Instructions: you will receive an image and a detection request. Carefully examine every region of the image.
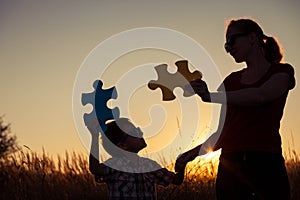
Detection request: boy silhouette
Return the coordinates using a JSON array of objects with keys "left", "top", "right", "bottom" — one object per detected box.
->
[{"left": 88, "top": 118, "right": 185, "bottom": 200}]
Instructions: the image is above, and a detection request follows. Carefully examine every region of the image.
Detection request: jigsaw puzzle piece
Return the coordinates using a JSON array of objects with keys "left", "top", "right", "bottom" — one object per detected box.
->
[
  {"left": 148, "top": 60, "right": 202, "bottom": 101},
  {"left": 82, "top": 80, "right": 120, "bottom": 133},
  {"left": 148, "top": 64, "right": 177, "bottom": 101},
  {"left": 175, "top": 60, "right": 202, "bottom": 97},
  {"left": 175, "top": 60, "right": 202, "bottom": 83}
]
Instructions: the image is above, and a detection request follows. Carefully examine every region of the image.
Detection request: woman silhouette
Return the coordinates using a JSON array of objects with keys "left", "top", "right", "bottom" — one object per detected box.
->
[{"left": 176, "top": 18, "right": 295, "bottom": 200}]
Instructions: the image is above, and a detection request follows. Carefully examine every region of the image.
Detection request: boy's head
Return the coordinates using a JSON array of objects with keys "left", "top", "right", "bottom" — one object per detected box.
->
[{"left": 102, "top": 118, "right": 147, "bottom": 156}]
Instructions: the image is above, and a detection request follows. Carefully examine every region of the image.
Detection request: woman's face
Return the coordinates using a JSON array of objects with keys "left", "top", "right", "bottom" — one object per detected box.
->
[{"left": 225, "top": 26, "right": 252, "bottom": 63}]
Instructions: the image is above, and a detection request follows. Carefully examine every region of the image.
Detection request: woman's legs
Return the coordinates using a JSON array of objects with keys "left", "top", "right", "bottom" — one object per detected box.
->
[{"left": 216, "top": 152, "right": 290, "bottom": 200}]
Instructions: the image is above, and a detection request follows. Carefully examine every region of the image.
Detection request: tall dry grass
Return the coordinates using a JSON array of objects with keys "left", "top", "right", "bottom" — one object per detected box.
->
[
  {"left": 0, "top": 149, "right": 299, "bottom": 200},
  {"left": 285, "top": 148, "right": 300, "bottom": 200},
  {"left": 0, "top": 149, "right": 108, "bottom": 200}
]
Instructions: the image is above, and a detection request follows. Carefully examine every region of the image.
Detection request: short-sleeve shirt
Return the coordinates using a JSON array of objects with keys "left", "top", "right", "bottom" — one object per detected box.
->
[
  {"left": 94, "top": 156, "right": 175, "bottom": 200},
  {"left": 215, "top": 63, "right": 295, "bottom": 153}
]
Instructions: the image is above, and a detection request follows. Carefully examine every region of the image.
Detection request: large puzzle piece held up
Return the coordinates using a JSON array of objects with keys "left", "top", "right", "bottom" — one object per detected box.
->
[
  {"left": 81, "top": 80, "right": 120, "bottom": 133},
  {"left": 148, "top": 60, "right": 202, "bottom": 101}
]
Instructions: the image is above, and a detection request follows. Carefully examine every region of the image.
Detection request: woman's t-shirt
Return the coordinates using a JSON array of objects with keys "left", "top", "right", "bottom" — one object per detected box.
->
[{"left": 215, "top": 63, "right": 295, "bottom": 153}]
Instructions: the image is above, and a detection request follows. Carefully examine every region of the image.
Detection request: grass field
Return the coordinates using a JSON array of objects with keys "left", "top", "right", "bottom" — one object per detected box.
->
[{"left": 1, "top": 149, "right": 299, "bottom": 200}]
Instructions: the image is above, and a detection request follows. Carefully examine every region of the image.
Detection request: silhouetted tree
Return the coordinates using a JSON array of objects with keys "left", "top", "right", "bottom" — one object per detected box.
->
[{"left": 0, "top": 116, "right": 18, "bottom": 158}]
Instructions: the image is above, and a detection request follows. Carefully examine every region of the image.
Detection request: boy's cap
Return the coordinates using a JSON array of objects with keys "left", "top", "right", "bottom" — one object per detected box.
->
[{"left": 104, "top": 118, "right": 130, "bottom": 145}]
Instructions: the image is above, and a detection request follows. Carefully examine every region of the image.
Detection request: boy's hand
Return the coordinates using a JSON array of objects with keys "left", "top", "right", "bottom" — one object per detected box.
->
[
  {"left": 175, "top": 144, "right": 202, "bottom": 172},
  {"left": 86, "top": 119, "right": 101, "bottom": 136},
  {"left": 175, "top": 151, "right": 195, "bottom": 172}
]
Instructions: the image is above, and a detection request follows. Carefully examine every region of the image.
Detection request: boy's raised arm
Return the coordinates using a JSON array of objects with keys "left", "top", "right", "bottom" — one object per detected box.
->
[{"left": 87, "top": 120, "right": 107, "bottom": 175}]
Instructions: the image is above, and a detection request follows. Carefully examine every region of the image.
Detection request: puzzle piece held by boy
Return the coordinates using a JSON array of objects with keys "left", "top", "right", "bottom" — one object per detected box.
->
[
  {"left": 81, "top": 80, "right": 120, "bottom": 133},
  {"left": 148, "top": 60, "right": 202, "bottom": 101}
]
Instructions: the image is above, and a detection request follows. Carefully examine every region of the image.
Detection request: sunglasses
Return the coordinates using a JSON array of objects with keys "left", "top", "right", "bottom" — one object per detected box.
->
[
  {"left": 224, "top": 32, "right": 250, "bottom": 52},
  {"left": 116, "top": 127, "right": 143, "bottom": 145}
]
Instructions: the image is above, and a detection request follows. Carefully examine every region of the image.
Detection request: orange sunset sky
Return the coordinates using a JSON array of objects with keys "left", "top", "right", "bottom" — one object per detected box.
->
[{"left": 0, "top": 0, "right": 299, "bottom": 160}]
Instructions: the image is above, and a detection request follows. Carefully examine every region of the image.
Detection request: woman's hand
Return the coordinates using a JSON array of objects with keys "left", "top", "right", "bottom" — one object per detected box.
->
[{"left": 189, "top": 79, "right": 211, "bottom": 102}]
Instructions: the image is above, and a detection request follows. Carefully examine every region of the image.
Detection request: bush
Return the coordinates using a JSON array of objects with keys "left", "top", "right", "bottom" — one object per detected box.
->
[{"left": 0, "top": 116, "right": 18, "bottom": 158}]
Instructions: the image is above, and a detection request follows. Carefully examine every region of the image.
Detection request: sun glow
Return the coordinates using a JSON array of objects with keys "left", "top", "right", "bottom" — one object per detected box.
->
[{"left": 203, "top": 149, "right": 221, "bottom": 160}]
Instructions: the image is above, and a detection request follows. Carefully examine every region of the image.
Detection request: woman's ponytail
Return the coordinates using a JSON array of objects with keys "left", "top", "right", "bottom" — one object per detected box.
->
[{"left": 263, "top": 35, "right": 283, "bottom": 64}]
